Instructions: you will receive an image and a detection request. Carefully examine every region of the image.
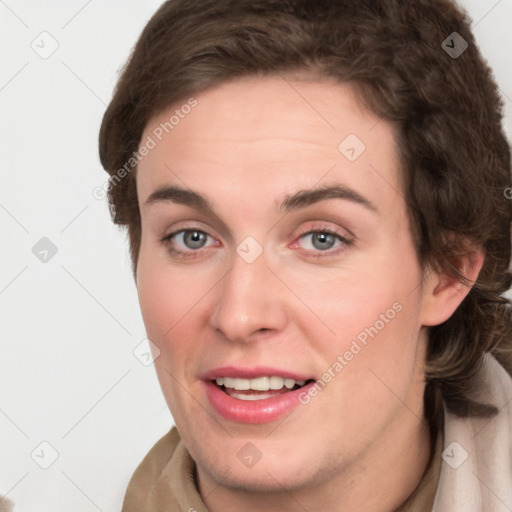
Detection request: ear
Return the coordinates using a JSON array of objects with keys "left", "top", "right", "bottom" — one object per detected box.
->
[{"left": 420, "top": 246, "right": 484, "bottom": 327}]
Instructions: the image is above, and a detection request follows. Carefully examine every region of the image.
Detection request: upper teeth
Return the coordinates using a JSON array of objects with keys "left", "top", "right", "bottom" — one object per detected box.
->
[{"left": 215, "top": 376, "right": 306, "bottom": 391}]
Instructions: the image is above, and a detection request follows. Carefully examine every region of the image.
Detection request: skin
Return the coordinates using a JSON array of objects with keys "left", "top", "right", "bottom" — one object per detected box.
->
[{"left": 135, "top": 74, "right": 483, "bottom": 511}]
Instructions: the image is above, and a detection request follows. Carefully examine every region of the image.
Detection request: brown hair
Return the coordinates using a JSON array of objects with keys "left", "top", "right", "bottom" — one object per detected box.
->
[{"left": 98, "top": 0, "right": 512, "bottom": 425}]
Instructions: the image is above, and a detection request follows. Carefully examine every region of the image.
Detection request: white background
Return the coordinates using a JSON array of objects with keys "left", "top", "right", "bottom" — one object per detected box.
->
[{"left": 1, "top": 1, "right": 511, "bottom": 511}]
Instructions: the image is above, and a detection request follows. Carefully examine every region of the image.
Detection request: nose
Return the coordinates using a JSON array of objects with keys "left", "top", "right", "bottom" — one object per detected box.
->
[{"left": 209, "top": 246, "right": 288, "bottom": 344}]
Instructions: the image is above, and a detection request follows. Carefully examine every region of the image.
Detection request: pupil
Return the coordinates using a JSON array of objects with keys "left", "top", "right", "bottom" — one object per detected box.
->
[{"left": 312, "top": 232, "right": 335, "bottom": 250}]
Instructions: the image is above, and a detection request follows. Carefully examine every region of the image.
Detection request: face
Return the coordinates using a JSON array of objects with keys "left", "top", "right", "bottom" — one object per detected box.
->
[{"left": 135, "top": 75, "right": 433, "bottom": 497}]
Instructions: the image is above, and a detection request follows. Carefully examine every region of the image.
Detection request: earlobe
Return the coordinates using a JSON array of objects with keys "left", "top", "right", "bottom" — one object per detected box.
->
[{"left": 420, "top": 248, "right": 484, "bottom": 327}]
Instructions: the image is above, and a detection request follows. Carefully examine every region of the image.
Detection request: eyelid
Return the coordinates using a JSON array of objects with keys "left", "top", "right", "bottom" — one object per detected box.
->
[
  {"left": 292, "top": 222, "right": 354, "bottom": 245},
  {"left": 160, "top": 219, "right": 218, "bottom": 244},
  {"left": 156, "top": 213, "right": 231, "bottom": 245}
]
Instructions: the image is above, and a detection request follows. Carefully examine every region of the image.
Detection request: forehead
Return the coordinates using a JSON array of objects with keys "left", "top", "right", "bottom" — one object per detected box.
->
[{"left": 136, "top": 75, "right": 402, "bottom": 215}]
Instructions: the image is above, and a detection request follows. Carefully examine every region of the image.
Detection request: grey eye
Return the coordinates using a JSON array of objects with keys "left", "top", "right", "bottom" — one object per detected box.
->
[
  {"left": 309, "top": 232, "right": 337, "bottom": 251},
  {"left": 182, "top": 230, "right": 208, "bottom": 249}
]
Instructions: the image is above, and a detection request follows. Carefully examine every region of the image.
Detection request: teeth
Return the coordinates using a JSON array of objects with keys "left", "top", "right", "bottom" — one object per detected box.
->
[
  {"left": 250, "top": 376, "right": 269, "bottom": 391},
  {"left": 269, "top": 376, "right": 284, "bottom": 390},
  {"left": 215, "top": 376, "right": 307, "bottom": 391},
  {"left": 284, "top": 378, "right": 295, "bottom": 389},
  {"left": 229, "top": 392, "right": 276, "bottom": 401}
]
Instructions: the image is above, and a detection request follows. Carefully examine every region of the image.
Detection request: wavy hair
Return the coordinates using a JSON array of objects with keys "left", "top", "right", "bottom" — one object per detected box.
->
[{"left": 98, "top": 0, "right": 512, "bottom": 427}]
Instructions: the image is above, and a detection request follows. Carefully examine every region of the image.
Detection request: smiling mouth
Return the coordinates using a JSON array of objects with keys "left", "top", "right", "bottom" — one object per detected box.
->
[{"left": 212, "top": 376, "right": 315, "bottom": 401}]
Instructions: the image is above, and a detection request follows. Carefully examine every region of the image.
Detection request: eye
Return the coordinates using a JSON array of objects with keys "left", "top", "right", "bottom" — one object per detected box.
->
[
  {"left": 301, "top": 231, "right": 339, "bottom": 251},
  {"left": 162, "top": 229, "right": 216, "bottom": 256},
  {"left": 294, "top": 228, "right": 353, "bottom": 257}
]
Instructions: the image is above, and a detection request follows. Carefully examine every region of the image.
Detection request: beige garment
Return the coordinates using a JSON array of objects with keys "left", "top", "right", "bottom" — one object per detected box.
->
[
  {"left": 122, "top": 427, "right": 208, "bottom": 512},
  {"left": 0, "top": 495, "right": 14, "bottom": 512},
  {"left": 432, "top": 354, "right": 512, "bottom": 511},
  {"left": 122, "top": 426, "right": 441, "bottom": 512}
]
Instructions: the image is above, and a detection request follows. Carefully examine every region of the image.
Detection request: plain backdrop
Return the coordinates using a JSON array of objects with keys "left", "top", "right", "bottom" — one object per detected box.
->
[{"left": 1, "top": 1, "right": 511, "bottom": 511}]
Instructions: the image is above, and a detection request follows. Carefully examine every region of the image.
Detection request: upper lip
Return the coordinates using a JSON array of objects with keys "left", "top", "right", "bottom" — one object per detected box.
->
[{"left": 200, "top": 365, "right": 315, "bottom": 381}]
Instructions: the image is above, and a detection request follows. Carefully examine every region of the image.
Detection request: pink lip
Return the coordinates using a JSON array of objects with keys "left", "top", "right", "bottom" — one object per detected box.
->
[
  {"left": 200, "top": 366, "right": 317, "bottom": 424},
  {"left": 202, "top": 379, "right": 316, "bottom": 424},
  {"left": 200, "top": 365, "right": 314, "bottom": 381}
]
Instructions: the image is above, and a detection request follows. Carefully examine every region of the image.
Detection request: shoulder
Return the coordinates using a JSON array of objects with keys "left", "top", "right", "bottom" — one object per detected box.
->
[
  {"left": 121, "top": 426, "right": 182, "bottom": 511},
  {"left": 434, "top": 354, "right": 512, "bottom": 511}
]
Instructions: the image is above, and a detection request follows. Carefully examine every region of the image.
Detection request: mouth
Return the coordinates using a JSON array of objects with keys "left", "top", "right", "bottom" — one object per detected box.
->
[
  {"left": 201, "top": 366, "right": 318, "bottom": 423},
  {"left": 212, "top": 376, "right": 316, "bottom": 401}
]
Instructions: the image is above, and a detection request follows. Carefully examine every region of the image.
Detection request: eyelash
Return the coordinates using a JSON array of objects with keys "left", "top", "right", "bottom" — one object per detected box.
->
[{"left": 161, "top": 226, "right": 353, "bottom": 259}]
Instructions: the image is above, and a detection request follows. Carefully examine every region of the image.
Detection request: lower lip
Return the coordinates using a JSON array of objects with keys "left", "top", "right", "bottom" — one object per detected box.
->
[{"left": 202, "top": 380, "right": 315, "bottom": 424}]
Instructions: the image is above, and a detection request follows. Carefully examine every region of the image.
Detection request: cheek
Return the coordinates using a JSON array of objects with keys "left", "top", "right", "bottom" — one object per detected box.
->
[
  {"left": 137, "top": 245, "right": 205, "bottom": 337},
  {"left": 136, "top": 250, "right": 205, "bottom": 411},
  {"left": 137, "top": 268, "right": 177, "bottom": 339},
  {"left": 295, "top": 276, "right": 422, "bottom": 440},
  {"left": 281, "top": 265, "right": 409, "bottom": 346},
  {"left": 136, "top": 247, "right": 221, "bottom": 382},
  {"left": 285, "top": 247, "right": 422, "bottom": 381}
]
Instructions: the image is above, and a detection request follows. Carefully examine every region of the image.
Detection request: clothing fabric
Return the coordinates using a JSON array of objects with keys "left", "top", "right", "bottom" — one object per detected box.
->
[
  {"left": 432, "top": 353, "right": 512, "bottom": 511},
  {"left": 121, "top": 353, "right": 512, "bottom": 511},
  {"left": 0, "top": 495, "right": 14, "bottom": 512}
]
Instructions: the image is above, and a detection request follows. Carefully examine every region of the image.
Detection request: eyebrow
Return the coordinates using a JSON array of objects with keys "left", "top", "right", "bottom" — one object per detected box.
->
[
  {"left": 278, "top": 184, "right": 378, "bottom": 215},
  {"left": 144, "top": 184, "right": 378, "bottom": 215}
]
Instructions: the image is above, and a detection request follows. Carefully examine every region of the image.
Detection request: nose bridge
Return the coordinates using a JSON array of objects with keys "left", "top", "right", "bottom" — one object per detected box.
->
[{"left": 210, "top": 244, "right": 285, "bottom": 342}]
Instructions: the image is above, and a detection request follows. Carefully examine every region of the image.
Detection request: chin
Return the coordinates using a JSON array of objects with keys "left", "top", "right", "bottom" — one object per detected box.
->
[
  {"left": 193, "top": 433, "right": 330, "bottom": 493},
  {"left": 199, "top": 455, "right": 316, "bottom": 494}
]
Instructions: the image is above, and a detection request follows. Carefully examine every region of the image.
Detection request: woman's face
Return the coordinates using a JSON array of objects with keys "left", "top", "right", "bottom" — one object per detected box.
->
[{"left": 135, "top": 75, "right": 435, "bottom": 496}]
